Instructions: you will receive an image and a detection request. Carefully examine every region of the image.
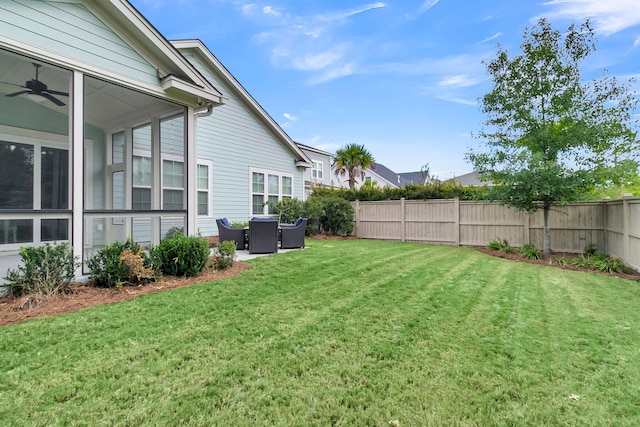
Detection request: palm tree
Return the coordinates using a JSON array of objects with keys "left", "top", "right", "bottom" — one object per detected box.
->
[{"left": 332, "top": 143, "right": 375, "bottom": 190}]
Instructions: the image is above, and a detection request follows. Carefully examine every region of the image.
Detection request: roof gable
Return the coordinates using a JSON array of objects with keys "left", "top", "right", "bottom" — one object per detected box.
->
[
  {"left": 0, "top": 0, "right": 223, "bottom": 105},
  {"left": 173, "top": 39, "right": 311, "bottom": 166}
]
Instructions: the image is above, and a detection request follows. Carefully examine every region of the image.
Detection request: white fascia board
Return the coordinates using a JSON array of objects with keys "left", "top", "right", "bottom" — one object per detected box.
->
[
  {"left": 161, "top": 75, "right": 226, "bottom": 105},
  {"left": 172, "top": 39, "right": 312, "bottom": 164}
]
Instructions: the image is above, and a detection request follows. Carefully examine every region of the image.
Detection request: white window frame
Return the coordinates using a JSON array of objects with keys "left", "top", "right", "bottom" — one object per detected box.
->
[
  {"left": 249, "top": 167, "right": 294, "bottom": 217},
  {"left": 196, "top": 159, "right": 213, "bottom": 218},
  {"left": 312, "top": 161, "right": 323, "bottom": 180},
  {"left": 0, "top": 125, "right": 72, "bottom": 249}
]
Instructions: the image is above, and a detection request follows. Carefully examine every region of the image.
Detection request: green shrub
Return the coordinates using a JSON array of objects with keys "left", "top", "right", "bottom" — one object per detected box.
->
[
  {"left": 320, "top": 196, "right": 354, "bottom": 235},
  {"left": 151, "top": 234, "right": 209, "bottom": 277},
  {"left": 230, "top": 221, "right": 249, "bottom": 228},
  {"left": 212, "top": 240, "right": 236, "bottom": 270},
  {"left": 517, "top": 244, "right": 542, "bottom": 260},
  {"left": 487, "top": 238, "right": 514, "bottom": 253},
  {"left": 87, "top": 239, "right": 156, "bottom": 288},
  {"left": 583, "top": 243, "right": 599, "bottom": 256},
  {"left": 164, "top": 226, "right": 184, "bottom": 240},
  {"left": 303, "top": 196, "right": 325, "bottom": 236},
  {"left": 275, "top": 198, "right": 305, "bottom": 224},
  {"left": 3, "top": 243, "right": 79, "bottom": 303}
]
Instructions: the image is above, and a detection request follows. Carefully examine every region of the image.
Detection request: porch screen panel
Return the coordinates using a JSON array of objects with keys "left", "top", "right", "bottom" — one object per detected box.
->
[
  {"left": 0, "top": 141, "right": 34, "bottom": 209},
  {"left": 161, "top": 116, "right": 184, "bottom": 210}
]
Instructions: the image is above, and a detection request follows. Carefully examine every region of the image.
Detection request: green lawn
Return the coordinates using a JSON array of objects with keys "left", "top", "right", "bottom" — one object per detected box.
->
[{"left": 1, "top": 240, "right": 640, "bottom": 426}]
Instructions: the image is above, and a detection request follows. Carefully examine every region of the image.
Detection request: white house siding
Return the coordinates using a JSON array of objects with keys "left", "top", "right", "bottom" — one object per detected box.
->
[
  {"left": 0, "top": 0, "right": 159, "bottom": 87},
  {"left": 182, "top": 53, "right": 305, "bottom": 236}
]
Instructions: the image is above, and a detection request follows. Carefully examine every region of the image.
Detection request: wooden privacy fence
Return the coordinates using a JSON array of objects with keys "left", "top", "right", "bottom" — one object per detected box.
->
[{"left": 352, "top": 197, "right": 640, "bottom": 272}]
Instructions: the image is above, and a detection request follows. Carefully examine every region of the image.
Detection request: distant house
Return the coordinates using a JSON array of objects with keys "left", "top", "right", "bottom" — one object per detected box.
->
[
  {"left": 296, "top": 143, "right": 333, "bottom": 198},
  {"left": 448, "top": 171, "right": 493, "bottom": 187},
  {"left": 398, "top": 171, "right": 429, "bottom": 186},
  {"left": 0, "top": 0, "right": 310, "bottom": 283}
]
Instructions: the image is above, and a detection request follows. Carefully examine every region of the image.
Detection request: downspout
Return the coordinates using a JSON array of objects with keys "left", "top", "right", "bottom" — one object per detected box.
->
[
  {"left": 186, "top": 101, "right": 215, "bottom": 236},
  {"left": 194, "top": 102, "right": 214, "bottom": 118}
]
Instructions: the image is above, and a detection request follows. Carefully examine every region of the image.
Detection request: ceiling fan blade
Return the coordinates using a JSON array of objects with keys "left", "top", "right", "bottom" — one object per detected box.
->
[
  {"left": 40, "top": 92, "right": 66, "bottom": 106},
  {"left": 45, "top": 89, "right": 69, "bottom": 97},
  {"left": 5, "top": 90, "right": 30, "bottom": 97}
]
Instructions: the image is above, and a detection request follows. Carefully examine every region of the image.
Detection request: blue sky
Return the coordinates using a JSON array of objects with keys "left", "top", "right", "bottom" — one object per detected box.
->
[{"left": 130, "top": 0, "right": 640, "bottom": 178}]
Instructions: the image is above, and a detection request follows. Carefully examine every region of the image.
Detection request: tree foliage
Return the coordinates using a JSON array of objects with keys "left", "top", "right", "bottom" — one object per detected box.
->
[
  {"left": 467, "top": 18, "right": 639, "bottom": 252},
  {"left": 332, "top": 143, "right": 375, "bottom": 190}
]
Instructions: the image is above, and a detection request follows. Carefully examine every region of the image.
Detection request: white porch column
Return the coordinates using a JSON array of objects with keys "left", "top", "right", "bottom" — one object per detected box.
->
[
  {"left": 71, "top": 71, "right": 84, "bottom": 276},
  {"left": 186, "top": 106, "right": 197, "bottom": 235}
]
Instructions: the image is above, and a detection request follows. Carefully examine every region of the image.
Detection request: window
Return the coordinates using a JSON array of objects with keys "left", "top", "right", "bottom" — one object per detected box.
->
[
  {"left": 197, "top": 161, "right": 212, "bottom": 217},
  {"left": 312, "top": 161, "right": 323, "bottom": 180},
  {"left": 161, "top": 116, "right": 184, "bottom": 211},
  {"left": 132, "top": 125, "right": 152, "bottom": 210},
  {"left": 250, "top": 169, "right": 293, "bottom": 216}
]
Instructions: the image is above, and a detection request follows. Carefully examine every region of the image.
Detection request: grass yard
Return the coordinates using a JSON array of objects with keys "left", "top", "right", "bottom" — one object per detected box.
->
[{"left": 1, "top": 239, "right": 640, "bottom": 426}]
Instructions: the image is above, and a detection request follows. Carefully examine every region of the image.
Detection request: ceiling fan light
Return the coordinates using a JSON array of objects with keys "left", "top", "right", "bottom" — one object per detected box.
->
[{"left": 26, "top": 92, "right": 48, "bottom": 103}]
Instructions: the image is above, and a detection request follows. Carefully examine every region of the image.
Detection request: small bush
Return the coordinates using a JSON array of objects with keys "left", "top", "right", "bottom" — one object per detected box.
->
[
  {"left": 275, "top": 198, "right": 305, "bottom": 224},
  {"left": 151, "top": 234, "right": 209, "bottom": 277},
  {"left": 164, "top": 226, "right": 184, "bottom": 240},
  {"left": 119, "top": 249, "right": 156, "bottom": 283},
  {"left": 487, "top": 238, "right": 514, "bottom": 254},
  {"left": 3, "top": 243, "right": 79, "bottom": 304},
  {"left": 87, "top": 239, "right": 156, "bottom": 288},
  {"left": 554, "top": 256, "right": 569, "bottom": 268},
  {"left": 517, "top": 244, "right": 542, "bottom": 260},
  {"left": 584, "top": 243, "right": 599, "bottom": 256},
  {"left": 303, "top": 196, "right": 325, "bottom": 236},
  {"left": 320, "top": 196, "right": 354, "bottom": 235},
  {"left": 212, "top": 240, "right": 236, "bottom": 270}
]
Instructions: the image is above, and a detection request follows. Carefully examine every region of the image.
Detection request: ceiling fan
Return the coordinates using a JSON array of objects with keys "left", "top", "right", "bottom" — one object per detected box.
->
[{"left": 4, "top": 63, "right": 69, "bottom": 106}]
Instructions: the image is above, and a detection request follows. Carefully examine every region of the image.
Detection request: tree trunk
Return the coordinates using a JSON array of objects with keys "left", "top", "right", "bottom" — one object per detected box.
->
[{"left": 543, "top": 204, "right": 551, "bottom": 254}]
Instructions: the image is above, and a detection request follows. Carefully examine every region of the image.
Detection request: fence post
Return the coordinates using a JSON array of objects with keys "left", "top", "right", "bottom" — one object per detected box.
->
[
  {"left": 354, "top": 199, "right": 360, "bottom": 237},
  {"left": 454, "top": 198, "right": 460, "bottom": 246},
  {"left": 400, "top": 198, "right": 406, "bottom": 242},
  {"left": 623, "top": 194, "right": 632, "bottom": 263}
]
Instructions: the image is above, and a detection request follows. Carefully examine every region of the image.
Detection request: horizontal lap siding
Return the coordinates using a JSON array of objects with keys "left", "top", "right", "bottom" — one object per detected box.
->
[
  {"left": 185, "top": 54, "right": 304, "bottom": 236},
  {"left": 1, "top": 1, "right": 159, "bottom": 86}
]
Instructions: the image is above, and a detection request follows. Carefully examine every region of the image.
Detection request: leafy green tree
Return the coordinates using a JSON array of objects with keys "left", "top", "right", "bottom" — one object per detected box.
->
[
  {"left": 467, "top": 18, "right": 638, "bottom": 253},
  {"left": 333, "top": 143, "right": 375, "bottom": 190}
]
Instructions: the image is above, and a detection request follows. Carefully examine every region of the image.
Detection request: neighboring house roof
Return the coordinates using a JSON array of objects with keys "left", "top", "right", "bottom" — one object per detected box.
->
[
  {"left": 296, "top": 142, "right": 333, "bottom": 158},
  {"left": 371, "top": 163, "right": 406, "bottom": 187},
  {"left": 449, "top": 171, "right": 492, "bottom": 186},
  {"left": 398, "top": 171, "right": 427, "bottom": 185},
  {"left": 172, "top": 39, "right": 312, "bottom": 168}
]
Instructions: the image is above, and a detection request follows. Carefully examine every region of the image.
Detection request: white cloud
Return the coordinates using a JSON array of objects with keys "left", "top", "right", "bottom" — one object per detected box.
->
[
  {"left": 479, "top": 32, "right": 501, "bottom": 43},
  {"left": 283, "top": 113, "right": 298, "bottom": 121},
  {"left": 633, "top": 35, "right": 640, "bottom": 48},
  {"left": 244, "top": 3, "right": 386, "bottom": 84},
  {"left": 308, "top": 62, "right": 357, "bottom": 84},
  {"left": 317, "top": 2, "right": 386, "bottom": 22},
  {"left": 263, "top": 5, "right": 281, "bottom": 17},
  {"left": 241, "top": 3, "right": 256, "bottom": 15},
  {"left": 292, "top": 49, "right": 345, "bottom": 71},
  {"left": 418, "top": 0, "right": 440, "bottom": 14},
  {"left": 438, "top": 74, "right": 484, "bottom": 88},
  {"left": 541, "top": 0, "right": 640, "bottom": 35}
]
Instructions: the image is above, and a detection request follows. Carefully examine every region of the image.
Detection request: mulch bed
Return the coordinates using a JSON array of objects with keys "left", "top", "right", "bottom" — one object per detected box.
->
[
  {"left": 0, "top": 262, "right": 251, "bottom": 328},
  {"left": 475, "top": 246, "right": 640, "bottom": 281}
]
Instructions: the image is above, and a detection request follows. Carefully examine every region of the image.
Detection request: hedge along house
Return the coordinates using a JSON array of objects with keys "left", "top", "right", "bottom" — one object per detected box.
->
[
  {"left": 0, "top": 0, "right": 231, "bottom": 283},
  {"left": 171, "top": 40, "right": 311, "bottom": 233}
]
